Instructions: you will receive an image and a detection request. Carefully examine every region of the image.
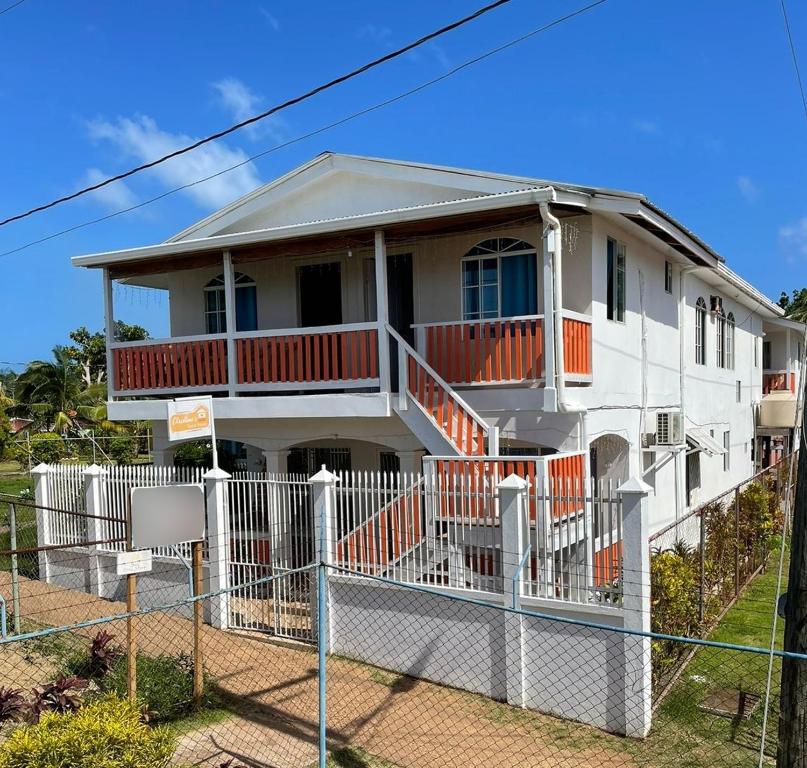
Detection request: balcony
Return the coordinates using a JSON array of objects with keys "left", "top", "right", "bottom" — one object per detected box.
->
[
  {"left": 762, "top": 370, "right": 795, "bottom": 395},
  {"left": 109, "top": 312, "right": 592, "bottom": 398}
]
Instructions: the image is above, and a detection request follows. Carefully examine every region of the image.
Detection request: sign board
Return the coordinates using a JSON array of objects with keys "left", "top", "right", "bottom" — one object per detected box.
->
[
  {"left": 116, "top": 549, "right": 153, "bottom": 577},
  {"left": 130, "top": 484, "right": 205, "bottom": 550},
  {"left": 167, "top": 397, "right": 213, "bottom": 442}
]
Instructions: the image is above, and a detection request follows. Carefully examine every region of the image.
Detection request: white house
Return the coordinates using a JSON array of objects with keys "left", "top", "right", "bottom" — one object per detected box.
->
[{"left": 72, "top": 152, "right": 798, "bottom": 539}]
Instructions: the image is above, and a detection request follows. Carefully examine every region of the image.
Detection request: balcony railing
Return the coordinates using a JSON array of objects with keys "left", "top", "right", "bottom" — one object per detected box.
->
[
  {"left": 412, "top": 311, "right": 592, "bottom": 385},
  {"left": 763, "top": 370, "right": 795, "bottom": 395}
]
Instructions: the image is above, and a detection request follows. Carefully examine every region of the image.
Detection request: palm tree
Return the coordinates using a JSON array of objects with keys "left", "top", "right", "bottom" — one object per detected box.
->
[{"left": 13, "top": 346, "right": 119, "bottom": 433}]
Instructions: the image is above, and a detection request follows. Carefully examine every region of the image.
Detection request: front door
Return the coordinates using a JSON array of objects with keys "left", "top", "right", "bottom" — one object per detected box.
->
[
  {"left": 298, "top": 262, "right": 342, "bottom": 327},
  {"left": 387, "top": 253, "right": 414, "bottom": 344}
]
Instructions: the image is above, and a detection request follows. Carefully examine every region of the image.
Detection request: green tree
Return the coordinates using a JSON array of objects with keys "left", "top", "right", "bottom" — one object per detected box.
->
[
  {"left": 778, "top": 288, "right": 807, "bottom": 322},
  {"left": 67, "top": 321, "right": 149, "bottom": 386}
]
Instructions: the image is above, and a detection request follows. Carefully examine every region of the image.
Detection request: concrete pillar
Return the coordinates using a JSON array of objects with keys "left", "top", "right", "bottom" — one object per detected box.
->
[
  {"left": 541, "top": 219, "right": 557, "bottom": 411},
  {"left": 309, "top": 466, "right": 339, "bottom": 650},
  {"left": 263, "top": 448, "right": 289, "bottom": 475},
  {"left": 151, "top": 442, "right": 175, "bottom": 467},
  {"left": 204, "top": 467, "right": 231, "bottom": 629},
  {"left": 374, "top": 230, "right": 391, "bottom": 394},
  {"left": 31, "top": 463, "right": 51, "bottom": 582},
  {"left": 499, "top": 473, "right": 530, "bottom": 708},
  {"left": 83, "top": 464, "right": 108, "bottom": 598},
  {"left": 617, "top": 476, "right": 653, "bottom": 738},
  {"left": 395, "top": 449, "right": 425, "bottom": 475},
  {"left": 223, "top": 249, "right": 237, "bottom": 397}
]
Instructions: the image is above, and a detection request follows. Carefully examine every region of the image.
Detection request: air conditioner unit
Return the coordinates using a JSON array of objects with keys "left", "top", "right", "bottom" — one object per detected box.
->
[
  {"left": 641, "top": 432, "right": 657, "bottom": 449},
  {"left": 656, "top": 411, "right": 684, "bottom": 447},
  {"left": 710, "top": 295, "right": 723, "bottom": 314}
]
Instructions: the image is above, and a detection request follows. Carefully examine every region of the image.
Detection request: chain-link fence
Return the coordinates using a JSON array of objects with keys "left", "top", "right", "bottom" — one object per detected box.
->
[{"left": 0, "top": 560, "right": 801, "bottom": 767}]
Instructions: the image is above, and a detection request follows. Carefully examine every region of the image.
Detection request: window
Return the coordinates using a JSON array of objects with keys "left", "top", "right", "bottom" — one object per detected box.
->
[
  {"left": 664, "top": 261, "right": 673, "bottom": 294},
  {"left": 723, "top": 430, "right": 731, "bottom": 471},
  {"left": 606, "top": 238, "right": 626, "bottom": 322},
  {"left": 763, "top": 340, "right": 772, "bottom": 370},
  {"left": 204, "top": 272, "right": 257, "bottom": 334},
  {"left": 695, "top": 297, "right": 707, "bottom": 365},
  {"left": 726, "top": 312, "right": 735, "bottom": 369},
  {"left": 461, "top": 238, "right": 537, "bottom": 321},
  {"left": 686, "top": 451, "right": 700, "bottom": 507},
  {"left": 736, "top": 380, "right": 742, "bottom": 403},
  {"left": 715, "top": 308, "right": 726, "bottom": 368},
  {"left": 754, "top": 336, "right": 759, "bottom": 368}
]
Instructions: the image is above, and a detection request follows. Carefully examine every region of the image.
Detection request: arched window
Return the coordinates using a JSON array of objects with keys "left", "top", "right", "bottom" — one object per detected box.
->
[
  {"left": 726, "top": 312, "right": 735, "bottom": 370},
  {"left": 715, "top": 306, "right": 726, "bottom": 368},
  {"left": 461, "top": 238, "right": 537, "bottom": 320},
  {"left": 204, "top": 272, "right": 257, "bottom": 334},
  {"left": 695, "top": 297, "right": 707, "bottom": 365}
]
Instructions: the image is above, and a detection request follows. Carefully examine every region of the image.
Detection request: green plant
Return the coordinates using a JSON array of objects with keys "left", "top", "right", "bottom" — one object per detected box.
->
[
  {"left": 15, "top": 433, "right": 65, "bottom": 467},
  {"left": 101, "top": 653, "right": 197, "bottom": 723},
  {"left": 0, "top": 688, "right": 26, "bottom": 725},
  {"left": 108, "top": 435, "right": 137, "bottom": 464},
  {"left": 65, "top": 631, "right": 123, "bottom": 680},
  {"left": 29, "top": 676, "right": 88, "bottom": 720},
  {"left": 0, "top": 695, "right": 175, "bottom": 768}
]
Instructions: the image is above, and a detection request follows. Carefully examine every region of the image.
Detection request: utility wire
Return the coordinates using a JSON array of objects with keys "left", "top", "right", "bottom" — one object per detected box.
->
[
  {"left": 0, "top": 0, "right": 610, "bottom": 260},
  {"left": 0, "top": 0, "right": 515, "bottom": 228},
  {"left": 780, "top": 0, "right": 807, "bottom": 128},
  {"left": 0, "top": 0, "right": 27, "bottom": 16}
]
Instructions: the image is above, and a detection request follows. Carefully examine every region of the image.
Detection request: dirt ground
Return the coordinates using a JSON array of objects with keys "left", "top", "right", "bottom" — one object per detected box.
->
[{"left": 0, "top": 573, "right": 639, "bottom": 768}]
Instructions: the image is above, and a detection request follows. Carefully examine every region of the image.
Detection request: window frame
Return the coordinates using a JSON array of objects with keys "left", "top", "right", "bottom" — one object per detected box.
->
[
  {"left": 203, "top": 272, "right": 256, "bottom": 335},
  {"left": 664, "top": 261, "right": 673, "bottom": 294},
  {"left": 723, "top": 430, "right": 731, "bottom": 472},
  {"left": 606, "top": 237, "right": 626, "bottom": 323},
  {"left": 725, "top": 312, "right": 735, "bottom": 370},
  {"left": 715, "top": 308, "right": 726, "bottom": 368},
  {"left": 460, "top": 238, "right": 538, "bottom": 322},
  {"left": 695, "top": 297, "right": 707, "bottom": 365}
]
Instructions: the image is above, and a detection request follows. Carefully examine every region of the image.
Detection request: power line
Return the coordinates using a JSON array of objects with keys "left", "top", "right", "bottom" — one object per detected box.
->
[
  {"left": 0, "top": 0, "right": 27, "bottom": 16},
  {"left": 0, "top": 0, "right": 515, "bottom": 229},
  {"left": 780, "top": 0, "right": 807, "bottom": 128},
  {"left": 0, "top": 0, "right": 610, "bottom": 260}
]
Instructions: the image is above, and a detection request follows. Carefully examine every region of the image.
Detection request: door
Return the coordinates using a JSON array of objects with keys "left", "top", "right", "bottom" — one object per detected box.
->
[
  {"left": 298, "top": 262, "right": 342, "bottom": 327},
  {"left": 387, "top": 253, "right": 414, "bottom": 344}
]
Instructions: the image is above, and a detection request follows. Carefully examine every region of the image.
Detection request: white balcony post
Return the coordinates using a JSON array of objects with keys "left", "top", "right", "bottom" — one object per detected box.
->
[
  {"left": 617, "top": 476, "right": 653, "bottom": 738},
  {"left": 374, "top": 230, "right": 391, "bottom": 394},
  {"left": 223, "top": 250, "right": 237, "bottom": 397},
  {"left": 310, "top": 466, "right": 339, "bottom": 652},
  {"left": 103, "top": 268, "right": 116, "bottom": 401},
  {"left": 83, "top": 464, "right": 108, "bottom": 598},
  {"left": 786, "top": 327, "right": 792, "bottom": 390},
  {"left": 31, "top": 463, "right": 52, "bottom": 582},
  {"left": 204, "top": 467, "right": 231, "bottom": 629},
  {"left": 541, "top": 220, "right": 557, "bottom": 411},
  {"left": 499, "top": 473, "right": 529, "bottom": 708}
]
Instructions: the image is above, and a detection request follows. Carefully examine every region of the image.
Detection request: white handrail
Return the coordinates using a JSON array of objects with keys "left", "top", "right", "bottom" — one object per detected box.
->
[
  {"left": 110, "top": 332, "right": 227, "bottom": 349},
  {"left": 234, "top": 321, "right": 378, "bottom": 340},
  {"left": 411, "top": 314, "right": 544, "bottom": 330},
  {"left": 386, "top": 323, "right": 491, "bottom": 441}
]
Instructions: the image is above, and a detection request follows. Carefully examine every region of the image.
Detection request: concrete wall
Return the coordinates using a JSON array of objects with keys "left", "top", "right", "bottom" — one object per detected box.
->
[{"left": 328, "top": 574, "right": 634, "bottom": 735}]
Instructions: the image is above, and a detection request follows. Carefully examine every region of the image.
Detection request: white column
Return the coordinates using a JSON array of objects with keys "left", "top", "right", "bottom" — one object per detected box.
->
[
  {"left": 541, "top": 220, "right": 557, "bottom": 411},
  {"left": 223, "top": 250, "right": 237, "bottom": 397},
  {"left": 395, "top": 449, "right": 425, "bottom": 475},
  {"left": 151, "top": 446, "right": 175, "bottom": 467},
  {"left": 263, "top": 448, "right": 289, "bottom": 475},
  {"left": 309, "top": 466, "right": 339, "bottom": 652},
  {"left": 786, "top": 328, "right": 792, "bottom": 390},
  {"left": 83, "top": 465, "right": 108, "bottom": 598},
  {"left": 617, "top": 477, "right": 653, "bottom": 738},
  {"left": 374, "top": 230, "right": 391, "bottom": 394},
  {"left": 103, "top": 268, "right": 116, "bottom": 400},
  {"left": 204, "top": 467, "right": 231, "bottom": 630},
  {"left": 499, "top": 473, "right": 530, "bottom": 708},
  {"left": 31, "top": 463, "right": 52, "bottom": 582}
]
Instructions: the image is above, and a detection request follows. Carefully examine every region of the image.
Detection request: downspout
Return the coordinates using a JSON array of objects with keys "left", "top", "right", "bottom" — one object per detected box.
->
[
  {"left": 677, "top": 265, "right": 697, "bottom": 520},
  {"left": 539, "top": 198, "right": 586, "bottom": 417}
]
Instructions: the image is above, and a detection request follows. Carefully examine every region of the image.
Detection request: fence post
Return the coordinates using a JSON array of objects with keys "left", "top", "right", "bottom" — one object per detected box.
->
[
  {"left": 83, "top": 464, "right": 108, "bottom": 598},
  {"left": 8, "top": 503, "right": 20, "bottom": 635},
  {"left": 31, "top": 463, "right": 52, "bottom": 583},
  {"left": 204, "top": 467, "right": 231, "bottom": 630},
  {"left": 499, "top": 473, "right": 529, "bottom": 708},
  {"left": 698, "top": 509, "right": 706, "bottom": 624},
  {"left": 617, "top": 476, "right": 653, "bottom": 738},
  {"left": 734, "top": 488, "right": 741, "bottom": 597},
  {"left": 309, "top": 465, "right": 338, "bottom": 768}
]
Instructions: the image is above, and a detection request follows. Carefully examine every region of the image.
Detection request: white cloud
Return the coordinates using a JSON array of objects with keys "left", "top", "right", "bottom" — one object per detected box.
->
[
  {"left": 779, "top": 217, "right": 807, "bottom": 263},
  {"left": 87, "top": 114, "right": 261, "bottom": 210},
  {"left": 258, "top": 7, "right": 279, "bottom": 30},
  {"left": 357, "top": 23, "right": 392, "bottom": 46},
  {"left": 211, "top": 77, "right": 286, "bottom": 142},
  {"left": 736, "top": 175, "right": 759, "bottom": 203},
  {"left": 82, "top": 167, "right": 139, "bottom": 212},
  {"left": 633, "top": 119, "right": 660, "bottom": 135},
  {"left": 430, "top": 43, "right": 451, "bottom": 71}
]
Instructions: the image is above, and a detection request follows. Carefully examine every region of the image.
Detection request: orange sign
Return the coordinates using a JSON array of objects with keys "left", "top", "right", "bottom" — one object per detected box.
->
[{"left": 166, "top": 397, "right": 213, "bottom": 442}]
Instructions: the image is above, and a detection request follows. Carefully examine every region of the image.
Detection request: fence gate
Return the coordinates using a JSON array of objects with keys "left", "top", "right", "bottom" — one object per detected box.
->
[{"left": 226, "top": 474, "right": 315, "bottom": 641}]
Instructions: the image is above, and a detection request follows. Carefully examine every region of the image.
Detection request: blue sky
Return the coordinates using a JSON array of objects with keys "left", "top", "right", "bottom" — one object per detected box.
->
[{"left": 0, "top": 0, "right": 805, "bottom": 368}]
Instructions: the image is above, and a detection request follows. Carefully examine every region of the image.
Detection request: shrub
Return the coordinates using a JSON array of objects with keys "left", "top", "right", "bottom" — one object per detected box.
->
[
  {"left": 64, "top": 631, "right": 123, "bottom": 681},
  {"left": 29, "top": 676, "right": 88, "bottom": 721},
  {"left": 15, "top": 433, "right": 65, "bottom": 467},
  {"left": 0, "top": 695, "right": 175, "bottom": 768},
  {"left": 0, "top": 688, "right": 26, "bottom": 725},
  {"left": 108, "top": 435, "right": 137, "bottom": 465},
  {"left": 101, "top": 653, "right": 197, "bottom": 723}
]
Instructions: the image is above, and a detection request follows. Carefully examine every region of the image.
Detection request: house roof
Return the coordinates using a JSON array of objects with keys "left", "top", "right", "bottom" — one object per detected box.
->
[{"left": 71, "top": 152, "right": 784, "bottom": 317}]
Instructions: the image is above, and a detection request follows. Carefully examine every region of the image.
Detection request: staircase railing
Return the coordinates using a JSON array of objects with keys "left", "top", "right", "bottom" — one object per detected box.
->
[{"left": 386, "top": 324, "right": 497, "bottom": 456}]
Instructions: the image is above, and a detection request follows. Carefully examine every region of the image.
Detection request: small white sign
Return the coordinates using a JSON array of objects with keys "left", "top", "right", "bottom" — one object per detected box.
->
[
  {"left": 130, "top": 484, "right": 205, "bottom": 550},
  {"left": 116, "top": 549, "right": 153, "bottom": 576},
  {"left": 167, "top": 397, "right": 213, "bottom": 443}
]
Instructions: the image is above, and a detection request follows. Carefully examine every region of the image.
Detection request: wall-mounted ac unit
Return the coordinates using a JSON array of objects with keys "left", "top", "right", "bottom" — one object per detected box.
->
[
  {"left": 710, "top": 295, "right": 723, "bottom": 314},
  {"left": 656, "top": 410, "right": 684, "bottom": 446}
]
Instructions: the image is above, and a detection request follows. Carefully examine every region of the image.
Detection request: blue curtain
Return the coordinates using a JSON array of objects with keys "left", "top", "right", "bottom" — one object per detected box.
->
[
  {"left": 235, "top": 285, "right": 258, "bottom": 331},
  {"left": 500, "top": 253, "right": 537, "bottom": 317}
]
